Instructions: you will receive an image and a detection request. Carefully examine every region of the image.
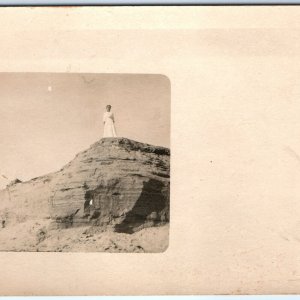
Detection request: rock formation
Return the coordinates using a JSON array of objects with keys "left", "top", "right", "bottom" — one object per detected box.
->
[{"left": 0, "top": 138, "right": 170, "bottom": 234}]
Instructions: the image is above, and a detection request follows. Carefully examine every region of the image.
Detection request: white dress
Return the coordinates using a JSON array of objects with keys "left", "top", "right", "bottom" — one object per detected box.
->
[{"left": 103, "top": 111, "right": 117, "bottom": 137}]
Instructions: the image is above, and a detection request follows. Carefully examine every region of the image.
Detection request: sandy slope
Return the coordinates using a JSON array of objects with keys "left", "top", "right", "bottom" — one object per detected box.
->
[
  {"left": 0, "top": 219, "right": 169, "bottom": 252},
  {"left": 0, "top": 138, "right": 170, "bottom": 252}
]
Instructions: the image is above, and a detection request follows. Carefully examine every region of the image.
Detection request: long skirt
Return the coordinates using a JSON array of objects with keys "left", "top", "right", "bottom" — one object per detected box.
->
[{"left": 103, "top": 119, "right": 117, "bottom": 138}]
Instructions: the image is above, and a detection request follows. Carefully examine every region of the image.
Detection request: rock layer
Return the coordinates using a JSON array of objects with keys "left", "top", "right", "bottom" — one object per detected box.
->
[{"left": 0, "top": 138, "right": 170, "bottom": 233}]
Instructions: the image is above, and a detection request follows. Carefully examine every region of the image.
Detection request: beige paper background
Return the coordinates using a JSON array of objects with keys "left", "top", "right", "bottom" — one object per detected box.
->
[{"left": 1, "top": 5, "right": 300, "bottom": 295}]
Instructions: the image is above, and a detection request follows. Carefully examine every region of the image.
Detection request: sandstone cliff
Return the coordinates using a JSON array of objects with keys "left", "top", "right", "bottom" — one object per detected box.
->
[{"left": 0, "top": 138, "right": 170, "bottom": 235}]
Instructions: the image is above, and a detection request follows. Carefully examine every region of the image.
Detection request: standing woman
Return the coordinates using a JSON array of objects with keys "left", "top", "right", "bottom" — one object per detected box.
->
[{"left": 103, "top": 105, "right": 117, "bottom": 138}]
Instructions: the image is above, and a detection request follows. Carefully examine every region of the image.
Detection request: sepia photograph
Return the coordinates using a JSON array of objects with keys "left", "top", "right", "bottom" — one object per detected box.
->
[{"left": 0, "top": 73, "right": 170, "bottom": 252}]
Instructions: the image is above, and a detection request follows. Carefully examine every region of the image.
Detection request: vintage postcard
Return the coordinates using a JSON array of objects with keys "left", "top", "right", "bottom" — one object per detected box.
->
[{"left": 1, "top": 5, "right": 300, "bottom": 296}]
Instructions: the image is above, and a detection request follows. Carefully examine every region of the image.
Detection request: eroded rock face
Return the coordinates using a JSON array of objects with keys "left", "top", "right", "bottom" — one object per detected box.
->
[{"left": 0, "top": 138, "right": 170, "bottom": 233}]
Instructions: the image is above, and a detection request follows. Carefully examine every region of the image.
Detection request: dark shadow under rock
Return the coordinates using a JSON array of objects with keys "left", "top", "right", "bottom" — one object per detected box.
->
[{"left": 114, "top": 178, "right": 169, "bottom": 233}]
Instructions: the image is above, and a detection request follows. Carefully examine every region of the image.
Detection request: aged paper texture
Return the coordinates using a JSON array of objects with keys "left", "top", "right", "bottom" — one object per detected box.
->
[{"left": 1, "top": 5, "right": 300, "bottom": 295}]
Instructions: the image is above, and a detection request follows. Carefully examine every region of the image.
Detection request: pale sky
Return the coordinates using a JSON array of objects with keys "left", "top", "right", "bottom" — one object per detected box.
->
[{"left": 0, "top": 73, "right": 170, "bottom": 188}]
